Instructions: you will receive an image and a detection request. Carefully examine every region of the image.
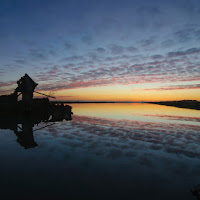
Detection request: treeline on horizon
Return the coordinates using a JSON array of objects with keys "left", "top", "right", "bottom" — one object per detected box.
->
[
  {"left": 149, "top": 100, "right": 200, "bottom": 110},
  {"left": 51, "top": 100, "right": 199, "bottom": 103},
  {"left": 50, "top": 99, "right": 200, "bottom": 109}
]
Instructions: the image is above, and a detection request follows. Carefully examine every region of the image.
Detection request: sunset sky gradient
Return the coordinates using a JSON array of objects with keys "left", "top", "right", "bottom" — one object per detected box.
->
[{"left": 0, "top": 0, "right": 200, "bottom": 101}]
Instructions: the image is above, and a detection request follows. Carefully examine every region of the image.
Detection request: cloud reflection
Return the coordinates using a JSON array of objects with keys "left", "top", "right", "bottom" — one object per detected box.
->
[{"left": 42, "top": 114, "right": 200, "bottom": 159}]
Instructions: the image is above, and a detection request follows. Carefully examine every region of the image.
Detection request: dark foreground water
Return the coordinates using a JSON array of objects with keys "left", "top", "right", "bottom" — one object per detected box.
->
[{"left": 0, "top": 103, "right": 200, "bottom": 199}]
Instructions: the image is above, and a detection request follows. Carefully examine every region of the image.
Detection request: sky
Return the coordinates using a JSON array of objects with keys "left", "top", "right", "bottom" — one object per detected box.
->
[{"left": 0, "top": 0, "right": 200, "bottom": 101}]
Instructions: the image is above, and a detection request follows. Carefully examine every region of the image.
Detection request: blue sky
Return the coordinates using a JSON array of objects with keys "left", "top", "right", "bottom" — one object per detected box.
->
[{"left": 0, "top": 0, "right": 200, "bottom": 101}]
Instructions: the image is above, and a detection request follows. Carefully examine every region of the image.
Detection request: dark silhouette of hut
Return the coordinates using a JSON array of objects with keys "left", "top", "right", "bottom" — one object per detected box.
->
[
  {"left": 0, "top": 102, "right": 72, "bottom": 149},
  {"left": 0, "top": 74, "right": 38, "bottom": 112},
  {"left": 0, "top": 74, "right": 73, "bottom": 122},
  {"left": 0, "top": 74, "right": 52, "bottom": 112},
  {"left": 0, "top": 92, "right": 17, "bottom": 104},
  {"left": 15, "top": 74, "right": 38, "bottom": 104},
  {"left": 0, "top": 113, "right": 38, "bottom": 149}
]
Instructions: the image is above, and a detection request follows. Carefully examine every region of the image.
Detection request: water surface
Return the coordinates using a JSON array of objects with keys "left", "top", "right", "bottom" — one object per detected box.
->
[{"left": 0, "top": 103, "right": 200, "bottom": 199}]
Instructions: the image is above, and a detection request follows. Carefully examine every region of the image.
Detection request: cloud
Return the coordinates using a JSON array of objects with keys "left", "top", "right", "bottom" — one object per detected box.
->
[
  {"left": 64, "top": 41, "right": 76, "bottom": 50},
  {"left": 0, "top": 81, "right": 16, "bottom": 95},
  {"left": 29, "top": 48, "right": 48, "bottom": 60},
  {"left": 62, "top": 55, "right": 85, "bottom": 62},
  {"left": 64, "top": 115, "right": 200, "bottom": 159},
  {"left": 48, "top": 49, "right": 56, "bottom": 56},
  {"left": 161, "top": 39, "right": 174, "bottom": 48},
  {"left": 63, "top": 63, "right": 75, "bottom": 69},
  {"left": 151, "top": 55, "right": 164, "bottom": 59},
  {"left": 96, "top": 47, "right": 106, "bottom": 53},
  {"left": 140, "top": 37, "right": 155, "bottom": 47},
  {"left": 81, "top": 35, "right": 93, "bottom": 45},
  {"left": 46, "top": 65, "right": 60, "bottom": 75},
  {"left": 15, "top": 59, "right": 28, "bottom": 64},
  {"left": 3, "top": 26, "right": 199, "bottom": 95},
  {"left": 141, "top": 84, "right": 200, "bottom": 91},
  {"left": 109, "top": 44, "right": 124, "bottom": 55},
  {"left": 170, "top": 24, "right": 200, "bottom": 45},
  {"left": 141, "top": 114, "right": 200, "bottom": 123},
  {"left": 174, "top": 29, "right": 192, "bottom": 43},
  {"left": 36, "top": 72, "right": 198, "bottom": 92},
  {"left": 126, "top": 46, "right": 137, "bottom": 53},
  {"left": 167, "top": 48, "right": 200, "bottom": 57},
  {"left": 0, "top": 81, "right": 16, "bottom": 88},
  {"left": 32, "top": 44, "right": 200, "bottom": 92},
  {"left": 1, "top": 0, "right": 200, "bottom": 104}
]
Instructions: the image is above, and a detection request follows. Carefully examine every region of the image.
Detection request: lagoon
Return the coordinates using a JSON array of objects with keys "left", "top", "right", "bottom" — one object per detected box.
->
[{"left": 0, "top": 103, "right": 200, "bottom": 199}]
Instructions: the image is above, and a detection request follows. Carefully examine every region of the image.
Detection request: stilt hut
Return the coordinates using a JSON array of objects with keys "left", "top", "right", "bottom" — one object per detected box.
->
[{"left": 15, "top": 74, "right": 38, "bottom": 104}]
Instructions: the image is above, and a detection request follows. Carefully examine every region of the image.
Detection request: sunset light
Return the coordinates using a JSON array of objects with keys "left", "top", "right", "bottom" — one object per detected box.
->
[
  {"left": 0, "top": 0, "right": 200, "bottom": 102},
  {"left": 0, "top": 1, "right": 200, "bottom": 199}
]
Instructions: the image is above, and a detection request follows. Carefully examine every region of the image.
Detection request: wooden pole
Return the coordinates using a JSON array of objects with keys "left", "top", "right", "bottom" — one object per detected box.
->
[{"left": 34, "top": 91, "right": 56, "bottom": 99}]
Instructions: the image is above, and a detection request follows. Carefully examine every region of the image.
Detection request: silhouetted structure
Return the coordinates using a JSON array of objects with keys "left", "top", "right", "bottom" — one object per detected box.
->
[
  {"left": 16, "top": 117, "right": 38, "bottom": 149},
  {"left": 0, "top": 74, "right": 38, "bottom": 108},
  {"left": 0, "top": 74, "right": 73, "bottom": 148},
  {"left": 0, "top": 74, "right": 72, "bottom": 113},
  {"left": 0, "top": 103, "right": 72, "bottom": 149},
  {"left": 15, "top": 74, "right": 38, "bottom": 105},
  {"left": 0, "top": 92, "right": 17, "bottom": 103}
]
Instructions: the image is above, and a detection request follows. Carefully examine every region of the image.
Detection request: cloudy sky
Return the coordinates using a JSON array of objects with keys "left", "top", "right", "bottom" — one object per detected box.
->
[{"left": 0, "top": 0, "right": 200, "bottom": 101}]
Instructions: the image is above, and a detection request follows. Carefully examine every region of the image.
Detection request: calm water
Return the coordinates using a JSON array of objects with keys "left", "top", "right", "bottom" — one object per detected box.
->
[{"left": 0, "top": 103, "right": 200, "bottom": 199}]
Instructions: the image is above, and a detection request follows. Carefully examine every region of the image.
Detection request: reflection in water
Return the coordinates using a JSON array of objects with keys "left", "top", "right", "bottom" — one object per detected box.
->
[
  {"left": 70, "top": 103, "right": 200, "bottom": 125},
  {"left": 0, "top": 104, "right": 72, "bottom": 149},
  {"left": 0, "top": 103, "right": 199, "bottom": 199},
  {"left": 16, "top": 117, "right": 38, "bottom": 149},
  {"left": 191, "top": 184, "right": 200, "bottom": 200}
]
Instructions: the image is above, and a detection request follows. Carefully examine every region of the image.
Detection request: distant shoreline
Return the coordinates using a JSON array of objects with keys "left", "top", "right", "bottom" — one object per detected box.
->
[
  {"left": 51, "top": 100, "right": 200, "bottom": 110},
  {"left": 148, "top": 100, "right": 200, "bottom": 110},
  {"left": 50, "top": 101, "right": 140, "bottom": 104}
]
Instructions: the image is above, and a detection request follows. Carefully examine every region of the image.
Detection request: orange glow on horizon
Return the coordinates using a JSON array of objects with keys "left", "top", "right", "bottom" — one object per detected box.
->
[
  {"left": 68, "top": 103, "right": 200, "bottom": 123},
  {"left": 36, "top": 87, "right": 200, "bottom": 102}
]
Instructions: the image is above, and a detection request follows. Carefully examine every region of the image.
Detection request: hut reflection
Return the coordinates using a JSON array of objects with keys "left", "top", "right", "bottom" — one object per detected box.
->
[
  {"left": 0, "top": 104, "right": 72, "bottom": 149},
  {"left": 15, "top": 116, "right": 38, "bottom": 149}
]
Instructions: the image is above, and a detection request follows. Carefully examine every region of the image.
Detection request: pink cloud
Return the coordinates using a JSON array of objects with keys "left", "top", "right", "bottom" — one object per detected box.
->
[{"left": 141, "top": 83, "right": 200, "bottom": 91}]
